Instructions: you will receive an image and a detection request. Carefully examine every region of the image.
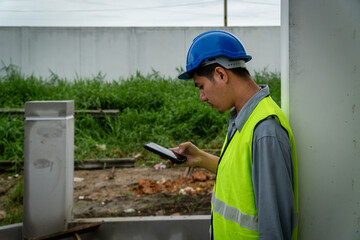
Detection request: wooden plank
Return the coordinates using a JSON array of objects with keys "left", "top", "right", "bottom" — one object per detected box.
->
[
  {"left": 75, "top": 109, "right": 119, "bottom": 118},
  {"left": 74, "top": 233, "right": 81, "bottom": 240},
  {"left": 24, "top": 222, "right": 101, "bottom": 240},
  {"left": 0, "top": 108, "right": 25, "bottom": 117},
  {"left": 74, "top": 158, "right": 135, "bottom": 170},
  {"left": 0, "top": 109, "right": 119, "bottom": 118},
  {"left": 0, "top": 158, "right": 134, "bottom": 172},
  {"left": 0, "top": 161, "right": 15, "bottom": 171},
  {"left": 201, "top": 149, "right": 221, "bottom": 152}
]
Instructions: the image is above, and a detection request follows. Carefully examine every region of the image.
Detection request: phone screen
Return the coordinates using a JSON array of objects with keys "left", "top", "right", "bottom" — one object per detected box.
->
[{"left": 143, "top": 142, "right": 187, "bottom": 164}]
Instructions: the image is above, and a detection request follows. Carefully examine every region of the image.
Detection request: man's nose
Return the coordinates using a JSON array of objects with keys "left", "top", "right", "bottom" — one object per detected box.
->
[{"left": 200, "top": 91, "right": 207, "bottom": 102}]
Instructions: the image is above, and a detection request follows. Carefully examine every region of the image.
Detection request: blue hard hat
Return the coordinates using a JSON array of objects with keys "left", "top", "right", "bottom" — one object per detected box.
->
[{"left": 178, "top": 30, "right": 252, "bottom": 80}]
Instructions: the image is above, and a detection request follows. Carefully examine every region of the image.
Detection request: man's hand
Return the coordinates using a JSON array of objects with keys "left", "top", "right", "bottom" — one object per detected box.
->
[
  {"left": 168, "top": 142, "right": 220, "bottom": 173},
  {"left": 168, "top": 142, "right": 203, "bottom": 167}
]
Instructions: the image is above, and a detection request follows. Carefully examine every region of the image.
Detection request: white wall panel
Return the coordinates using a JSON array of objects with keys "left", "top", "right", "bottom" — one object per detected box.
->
[{"left": 0, "top": 27, "right": 280, "bottom": 80}]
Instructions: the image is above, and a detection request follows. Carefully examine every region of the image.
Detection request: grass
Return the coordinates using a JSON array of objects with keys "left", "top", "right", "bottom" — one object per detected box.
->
[{"left": 0, "top": 64, "right": 280, "bottom": 169}]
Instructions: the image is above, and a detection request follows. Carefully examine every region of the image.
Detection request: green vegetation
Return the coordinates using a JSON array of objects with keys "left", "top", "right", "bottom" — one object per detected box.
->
[
  {"left": 253, "top": 68, "right": 281, "bottom": 106},
  {"left": 0, "top": 64, "right": 280, "bottom": 169},
  {"left": 0, "top": 175, "right": 23, "bottom": 226}
]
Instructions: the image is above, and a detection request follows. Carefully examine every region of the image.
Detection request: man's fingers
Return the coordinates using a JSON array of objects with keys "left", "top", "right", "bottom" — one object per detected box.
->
[{"left": 177, "top": 142, "right": 193, "bottom": 154}]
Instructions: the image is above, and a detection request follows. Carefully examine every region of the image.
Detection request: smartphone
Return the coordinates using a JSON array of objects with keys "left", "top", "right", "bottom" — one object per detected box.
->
[{"left": 143, "top": 142, "right": 187, "bottom": 164}]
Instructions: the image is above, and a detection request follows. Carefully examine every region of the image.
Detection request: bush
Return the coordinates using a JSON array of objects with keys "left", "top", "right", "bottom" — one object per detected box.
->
[{"left": 0, "top": 64, "right": 280, "bottom": 166}]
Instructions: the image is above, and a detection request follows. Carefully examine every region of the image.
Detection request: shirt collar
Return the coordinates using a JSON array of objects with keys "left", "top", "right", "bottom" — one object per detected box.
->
[{"left": 229, "top": 85, "right": 270, "bottom": 133}]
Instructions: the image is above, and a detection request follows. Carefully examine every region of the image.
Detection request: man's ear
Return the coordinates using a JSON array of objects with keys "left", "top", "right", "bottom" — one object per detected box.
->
[{"left": 214, "top": 66, "right": 229, "bottom": 83}]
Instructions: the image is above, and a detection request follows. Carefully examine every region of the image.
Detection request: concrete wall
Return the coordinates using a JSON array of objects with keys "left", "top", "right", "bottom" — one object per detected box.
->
[
  {"left": 282, "top": 0, "right": 360, "bottom": 239},
  {"left": 0, "top": 27, "right": 280, "bottom": 80},
  {"left": 0, "top": 223, "right": 22, "bottom": 240},
  {"left": 74, "top": 216, "right": 211, "bottom": 240},
  {"left": 0, "top": 216, "right": 210, "bottom": 240}
]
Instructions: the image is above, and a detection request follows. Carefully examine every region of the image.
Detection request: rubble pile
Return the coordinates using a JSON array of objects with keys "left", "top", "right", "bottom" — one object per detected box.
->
[{"left": 131, "top": 169, "right": 215, "bottom": 196}]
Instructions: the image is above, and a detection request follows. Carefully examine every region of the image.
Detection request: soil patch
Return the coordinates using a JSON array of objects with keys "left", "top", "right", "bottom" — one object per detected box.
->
[{"left": 73, "top": 167, "right": 215, "bottom": 218}]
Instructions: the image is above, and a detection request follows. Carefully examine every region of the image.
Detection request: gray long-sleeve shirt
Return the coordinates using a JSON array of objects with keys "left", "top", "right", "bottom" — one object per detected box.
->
[{"left": 225, "top": 85, "right": 295, "bottom": 240}]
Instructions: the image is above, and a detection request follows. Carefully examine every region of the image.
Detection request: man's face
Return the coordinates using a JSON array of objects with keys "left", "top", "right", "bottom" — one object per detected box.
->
[{"left": 193, "top": 72, "right": 232, "bottom": 113}]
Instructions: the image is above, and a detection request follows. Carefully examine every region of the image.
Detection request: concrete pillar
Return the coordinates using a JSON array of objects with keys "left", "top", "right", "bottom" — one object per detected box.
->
[
  {"left": 282, "top": 0, "right": 360, "bottom": 239},
  {"left": 23, "top": 101, "right": 74, "bottom": 238}
]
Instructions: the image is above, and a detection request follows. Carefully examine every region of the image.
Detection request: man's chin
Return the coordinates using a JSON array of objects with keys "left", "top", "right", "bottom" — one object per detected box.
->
[
  {"left": 216, "top": 106, "right": 232, "bottom": 114},
  {"left": 210, "top": 104, "right": 227, "bottom": 114}
]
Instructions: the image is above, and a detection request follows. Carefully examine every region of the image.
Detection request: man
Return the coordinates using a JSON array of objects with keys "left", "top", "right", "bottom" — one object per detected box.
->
[{"left": 171, "top": 30, "right": 299, "bottom": 239}]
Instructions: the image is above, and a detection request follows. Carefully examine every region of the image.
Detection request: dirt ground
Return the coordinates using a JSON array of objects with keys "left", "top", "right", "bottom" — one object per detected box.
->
[
  {"left": 73, "top": 167, "right": 215, "bottom": 218},
  {"left": 0, "top": 166, "right": 214, "bottom": 222}
]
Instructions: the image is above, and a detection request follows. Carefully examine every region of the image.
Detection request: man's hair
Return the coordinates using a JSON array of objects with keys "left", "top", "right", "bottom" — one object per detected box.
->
[{"left": 194, "top": 63, "right": 250, "bottom": 81}]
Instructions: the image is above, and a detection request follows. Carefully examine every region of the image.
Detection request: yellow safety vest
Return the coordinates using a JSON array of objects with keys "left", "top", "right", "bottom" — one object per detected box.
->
[{"left": 211, "top": 96, "right": 299, "bottom": 239}]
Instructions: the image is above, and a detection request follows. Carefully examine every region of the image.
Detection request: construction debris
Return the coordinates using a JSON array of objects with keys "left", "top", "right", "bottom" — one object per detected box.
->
[
  {"left": 74, "top": 177, "right": 84, "bottom": 182},
  {"left": 154, "top": 162, "right": 166, "bottom": 170},
  {"left": 131, "top": 169, "right": 214, "bottom": 196}
]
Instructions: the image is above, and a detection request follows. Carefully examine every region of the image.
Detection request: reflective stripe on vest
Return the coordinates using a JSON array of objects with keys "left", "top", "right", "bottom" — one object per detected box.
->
[
  {"left": 212, "top": 191, "right": 258, "bottom": 231},
  {"left": 212, "top": 191, "right": 300, "bottom": 231}
]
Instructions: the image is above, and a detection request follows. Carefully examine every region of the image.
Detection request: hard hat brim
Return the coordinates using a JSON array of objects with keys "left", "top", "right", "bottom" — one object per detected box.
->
[
  {"left": 178, "top": 56, "right": 251, "bottom": 80},
  {"left": 178, "top": 70, "right": 193, "bottom": 80}
]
